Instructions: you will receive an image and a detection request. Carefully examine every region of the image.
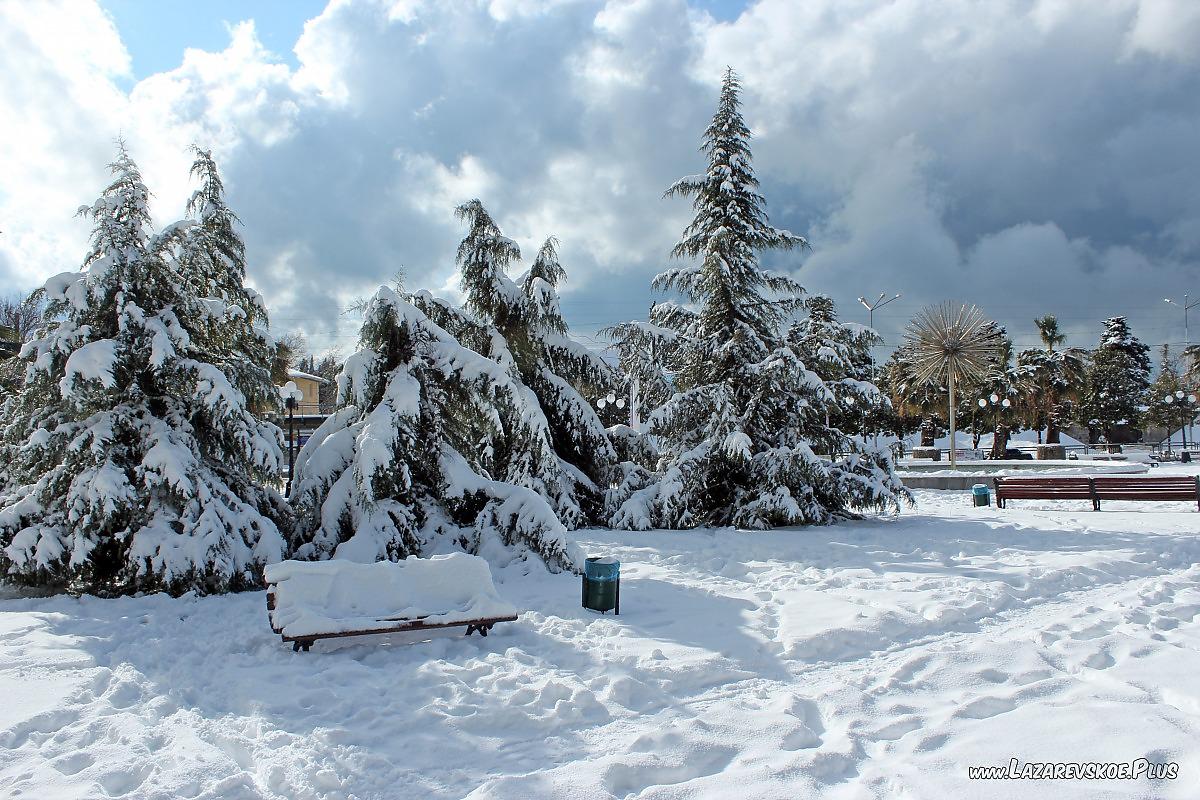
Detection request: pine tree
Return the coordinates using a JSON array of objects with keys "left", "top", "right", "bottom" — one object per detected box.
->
[
  {"left": 413, "top": 201, "right": 620, "bottom": 526},
  {"left": 612, "top": 69, "right": 908, "bottom": 529},
  {"left": 1142, "top": 345, "right": 1184, "bottom": 433},
  {"left": 1081, "top": 316, "right": 1150, "bottom": 442},
  {"left": 787, "top": 295, "right": 885, "bottom": 440},
  {"left": 0, "top": 144, "right": 288, "bottom": 595},
  {"left": 288, "top": 286, "right": 581, "bottom": 573}
]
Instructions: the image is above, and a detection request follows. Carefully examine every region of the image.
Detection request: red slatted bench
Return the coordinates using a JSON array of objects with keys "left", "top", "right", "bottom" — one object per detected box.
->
[
  {"left": 1092, "top": 477, "right": 1200, "bottom": 510},
  {"left": 994, "top": 477, "right": 1098, "bottom": 509},
  {"left": 995, "top": 476, "right": 1200, "bottom": 511}
]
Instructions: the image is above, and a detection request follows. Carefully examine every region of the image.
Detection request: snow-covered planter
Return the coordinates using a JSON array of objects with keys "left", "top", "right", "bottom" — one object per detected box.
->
[{"left": 264, "top": 553, "right": 518, "bottom": 645}]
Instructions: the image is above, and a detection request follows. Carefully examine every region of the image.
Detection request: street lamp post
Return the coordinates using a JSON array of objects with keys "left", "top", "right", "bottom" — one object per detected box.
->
[
  {"left": 858, "top": 292, "right": 902, "bottom": 332},
  {"left": 281, "top": 381, "right": 303, "bottom": 495},
  {"left": 979, "top": 393, "right": 1012, "bottom": 459},
  {"left": 1191, "top": 393, "right": 1199, "bottom": 452},
  {"left": 1164, "top": 295, "right": 1200, "bottom": 348},
  {"left": 1165, "top": 390, "right": 1199, "bottom": 451}
]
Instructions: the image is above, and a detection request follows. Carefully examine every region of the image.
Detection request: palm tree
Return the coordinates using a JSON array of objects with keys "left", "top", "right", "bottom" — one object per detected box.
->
[
  {"left": 903, "top": 303, "right": 1003, "bottom": 468},
  {"left": 1018, "top": 315, "right": 1086, "bottom": 444}
]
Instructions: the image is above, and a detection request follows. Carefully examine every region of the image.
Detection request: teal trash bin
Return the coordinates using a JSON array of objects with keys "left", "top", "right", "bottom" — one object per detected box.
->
[
  {"left": 972, "top": 483, "right": 990, "bottom": 507},
  {"left": 583, "top": 556, "right": 620, "bottom": 614}
]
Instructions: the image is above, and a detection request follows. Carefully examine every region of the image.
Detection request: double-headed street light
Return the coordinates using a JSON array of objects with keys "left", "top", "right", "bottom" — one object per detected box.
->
[
  {"left": 280, "top": 381, "right": 304, "bottom": 495},
  {"left": 1164, "top": 295, "right": 1200, "bottom": 347}
]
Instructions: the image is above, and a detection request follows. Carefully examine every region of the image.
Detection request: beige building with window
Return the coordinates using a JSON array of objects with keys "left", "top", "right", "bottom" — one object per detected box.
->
[{"left": 285, "top": 369, "right": 327, "bottom": 415}]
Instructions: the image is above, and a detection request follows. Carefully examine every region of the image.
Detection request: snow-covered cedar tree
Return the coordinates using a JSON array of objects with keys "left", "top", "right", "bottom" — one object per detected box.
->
[
  {"left": 787, "top": 295, "right": 889, "bottom": 436},
  {"left": 610, "top": 68, "right": 909, "bottom": 530},
  {"left": 1141, "top": 345, "right": 1185, "bottom": 432},
  {"left": 0, "top": 144, "right": 289, "bottom": 596},
  {"left": 410, "top": 201, "right": 621, "bottom": 526},
  {"left": 1081, "top": 316, "right": 1150, "bottom": 442},
  {"left": 598, "top": 318, "right": 674, "bottom": 519},
  {"left": 288, "top": 286, "right": 582, "bottom": 573}
]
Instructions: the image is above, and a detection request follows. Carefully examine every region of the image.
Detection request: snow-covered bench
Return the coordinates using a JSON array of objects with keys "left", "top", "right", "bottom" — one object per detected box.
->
[{"left": 264, "top": 554, "right": 518, "bottom": 652}]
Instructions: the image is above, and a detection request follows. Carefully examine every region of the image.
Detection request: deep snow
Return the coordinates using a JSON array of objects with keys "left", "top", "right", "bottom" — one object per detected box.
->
[{"left": 3, "top": 472, "right": 1200, "bottom": 799}]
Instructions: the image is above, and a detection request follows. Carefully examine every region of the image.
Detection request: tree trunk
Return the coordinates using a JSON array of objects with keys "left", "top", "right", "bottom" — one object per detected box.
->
[
  {"left": 921, "top": 416, "right": 935, "bottom": 447},
  {"left": 1047, "top": 409, "right": 1061, "bottom": 444},
  {"left": 990, "top": 423, "right": 1009, "bottom": 460},
  {"left": 949, "top": 371, "right": 958, "bottom": 469}
]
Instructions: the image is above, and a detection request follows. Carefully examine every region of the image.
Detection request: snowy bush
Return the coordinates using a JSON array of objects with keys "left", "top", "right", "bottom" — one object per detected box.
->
[
  {"left": 608, "top": 69, "right": 909, "bottom": 529},
  {"left": 289, "top": 287, "right": 582, "bottom": 573},
  {"left": 0, "top": 145, "right": 289, "bottom": 595}
]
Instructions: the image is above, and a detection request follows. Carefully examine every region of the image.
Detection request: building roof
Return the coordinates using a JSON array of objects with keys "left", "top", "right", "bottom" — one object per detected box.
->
[{"left": 287, "top": 368, "right": 330, "bottom": 385}]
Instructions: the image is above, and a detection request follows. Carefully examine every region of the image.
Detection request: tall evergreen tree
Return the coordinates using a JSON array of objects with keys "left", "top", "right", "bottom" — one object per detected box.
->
[
  {"left": 0, "top": 144, "right": 288, "bottom": 595},
  {"left": 1081, "top": 316, "right": 1150, "bottom": 442},
  {"left": 611, "top": 69, "right": 907, "bottom": 529},
  {"left": 413, "top": 201, "right": 620, "bottom": 526},
  {"left": 288, "top": 286, "right": 581, "bottom": 572},
  {"left": 1142, "top": 345, "right": 1184, "bottom": 434}
]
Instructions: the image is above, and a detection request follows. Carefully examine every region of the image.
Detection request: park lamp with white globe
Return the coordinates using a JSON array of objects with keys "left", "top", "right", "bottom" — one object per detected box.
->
[
  {"left": 280, "top": 381, "right": 304, "bottom": 495},
  {"left": 597, "top": 391, "right": 626, "bottom": 411},
  {"left": 1164, "top": 390, "right": 1199, "bottom": 451}
]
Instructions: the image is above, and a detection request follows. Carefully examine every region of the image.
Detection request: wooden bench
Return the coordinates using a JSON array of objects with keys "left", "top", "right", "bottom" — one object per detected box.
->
[
  {"left": 265, "top": 555, "right": 519, "bottom": 652},
  {"left": 1092, "top": 476, "right": 1200, "bottom": 510},
  {"left": 995, "top": 476, "right": 1200, "bottom": 511}
]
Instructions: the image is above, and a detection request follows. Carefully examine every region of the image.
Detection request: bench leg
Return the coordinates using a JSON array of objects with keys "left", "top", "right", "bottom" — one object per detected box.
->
[
  {"left": 292, "top": 640, "right": 313, "bottom": 652},
  {"left": 465, "top": 624, "right": 478, "bottom": 636}
]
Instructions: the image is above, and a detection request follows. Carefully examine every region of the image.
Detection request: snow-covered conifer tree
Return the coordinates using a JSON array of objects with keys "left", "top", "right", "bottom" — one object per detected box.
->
[
  {"left": 787, "top": 295, "right": 885, "bottom": 438},
  {"left": 0, "top": 144, "right": 288, "bottom": 595},
  {"left": 288, "top": 286, "right": 581, "bottom": 573},
  {"left": 1082, "top": 316, "right": 1150, "bottom": 442},
  {"left": 611, "top": 69, "right": 907, "bottom": 530},
  {"left": 413, "top": 201, "right": 620, "bottom": 525}
]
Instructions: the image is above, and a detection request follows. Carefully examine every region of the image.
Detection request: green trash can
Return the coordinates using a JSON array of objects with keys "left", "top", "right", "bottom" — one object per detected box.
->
[
  {"left": 972, "top": 483, "right": 990, "bottom": 507},
  {"left": 583, "top": 556, "right": 620, "bottom": 614}
]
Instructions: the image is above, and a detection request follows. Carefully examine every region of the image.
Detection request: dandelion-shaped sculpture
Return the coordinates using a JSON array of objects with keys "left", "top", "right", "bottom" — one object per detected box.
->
[{"left": 903, "top": 303, "right": 1003, "bottom": 468}]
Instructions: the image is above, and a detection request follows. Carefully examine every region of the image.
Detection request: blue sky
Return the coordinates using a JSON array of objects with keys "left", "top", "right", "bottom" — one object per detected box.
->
[
  {"left": 100, "top": 0, "right": 750, "bottom": 79},
  {"left": 100, "top": 0, "right": 339, "bottom": 78},
  {"left": 3, "top": 0, "right": 1199, "bottom": 359}
]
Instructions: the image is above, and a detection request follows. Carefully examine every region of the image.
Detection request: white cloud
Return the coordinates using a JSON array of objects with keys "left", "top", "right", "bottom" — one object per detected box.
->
[{"left": 1, "top": 0, "right": 1198, "bottom": 355}]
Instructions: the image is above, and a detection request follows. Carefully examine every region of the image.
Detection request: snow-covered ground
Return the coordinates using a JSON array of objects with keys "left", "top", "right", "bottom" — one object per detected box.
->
[{"left": 3, "top": 474, "right": 1200, "bottom": 799}]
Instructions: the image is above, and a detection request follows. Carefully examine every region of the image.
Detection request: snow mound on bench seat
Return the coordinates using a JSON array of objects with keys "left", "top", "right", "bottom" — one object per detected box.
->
[{"left": 265, "top": 554, "right": 517, "bottom": 639}]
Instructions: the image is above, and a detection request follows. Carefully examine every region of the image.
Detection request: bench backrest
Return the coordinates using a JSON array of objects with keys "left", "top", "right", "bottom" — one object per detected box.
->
[
  {"left": 995, "top": 477, "right": 1096, "bottom": 498},
  {"left": 1093, "top": 476, "right": 1199, "bottom": 499}
]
